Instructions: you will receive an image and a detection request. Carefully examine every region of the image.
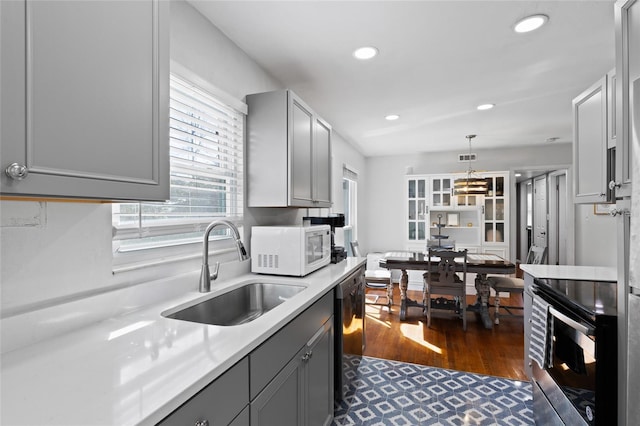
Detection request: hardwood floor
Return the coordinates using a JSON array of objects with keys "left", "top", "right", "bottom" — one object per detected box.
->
[{"left": 363, "top": 285, "right": 528, "bottom": 381}]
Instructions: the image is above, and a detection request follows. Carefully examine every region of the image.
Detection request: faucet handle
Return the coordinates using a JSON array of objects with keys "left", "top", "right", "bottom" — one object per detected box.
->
[{"left": 211, "top": 261, "right": 221, "bottom": 281}]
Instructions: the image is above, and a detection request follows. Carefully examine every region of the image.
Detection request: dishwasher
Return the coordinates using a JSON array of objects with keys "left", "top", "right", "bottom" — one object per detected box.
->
[{"left": 334, "top": 265, "right": 365, "bottom": 399}]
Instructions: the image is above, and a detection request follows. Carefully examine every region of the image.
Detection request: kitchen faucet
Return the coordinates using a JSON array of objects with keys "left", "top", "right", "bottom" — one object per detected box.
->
[{"left": 199, "top": 219, "right": 248, "bottom": 292}]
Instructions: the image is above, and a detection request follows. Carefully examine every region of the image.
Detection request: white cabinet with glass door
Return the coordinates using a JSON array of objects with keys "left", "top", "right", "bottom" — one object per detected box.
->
[
  {"left": 455, "top": 191, "right": 481, "bottom": 208},
  {"left": 406, "top": 176, "right": 429, "bottom": 250},
  {"left": 481, "top": 172, "right": 509, "bottom": 258},
  {"left": 405, "top": 172, "right": 509, "bottom": 257},
  {"left": 430, "top": 175, "right": 453, "bottom": 208}
]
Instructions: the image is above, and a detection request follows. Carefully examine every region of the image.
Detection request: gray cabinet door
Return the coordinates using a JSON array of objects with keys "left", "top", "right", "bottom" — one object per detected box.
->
[
  {"left": 289, "top": 93, "right": 314, "bottom": 205},
  {"left": 313, "top": 117, "right": 332, "bottom": 207},
  {"left": 251, "top": 347, "right": 305, "bottom": 426},
  {"left": 305, "top": 319, "right": 334, "bottom": 426},
  {"left": 0, "top": 0, "right": 169, "bottom": 201},
  {"left": 573, "top": 77, "right": 609, "bottom": 204},
  {"left": 615, "top": 0, "right": 640, "bottom": 198},
  {"left": 158, "top": 358, "right": 249, "bottom": 426}
]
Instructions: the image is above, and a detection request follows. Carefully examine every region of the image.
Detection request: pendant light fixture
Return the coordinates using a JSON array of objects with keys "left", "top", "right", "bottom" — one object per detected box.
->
[{"left": 453, "top": 134, "right": 489, "bottom": 195}]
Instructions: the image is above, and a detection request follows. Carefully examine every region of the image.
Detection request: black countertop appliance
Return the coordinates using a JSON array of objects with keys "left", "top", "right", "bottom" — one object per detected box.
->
[{"left": 304, "top": 214, "right": 346, "bottom": 263}]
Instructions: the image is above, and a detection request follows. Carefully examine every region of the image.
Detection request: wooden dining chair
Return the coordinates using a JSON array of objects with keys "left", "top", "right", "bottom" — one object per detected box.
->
[
  {"left": 489, "top": 245, "right": 547, "bottom": 324},
  {"left": 424, "top": 248, "right": 468, "bottom": 330},
  {"left": 350, "top": 241, "right": 393, "bottom": 312}
]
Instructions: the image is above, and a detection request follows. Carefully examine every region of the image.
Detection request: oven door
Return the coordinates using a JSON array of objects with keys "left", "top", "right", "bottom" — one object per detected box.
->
[
  {"left": 531, "top": 286, "right": 617, "bottom": 426},
  {"left": 545, "top": 306, "right": 596, "bottom": 425}
]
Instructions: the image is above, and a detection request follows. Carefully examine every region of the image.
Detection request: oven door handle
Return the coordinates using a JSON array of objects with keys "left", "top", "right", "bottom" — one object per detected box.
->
[{"left": 548, "top": 306, "right": 594, "bottom": 336}]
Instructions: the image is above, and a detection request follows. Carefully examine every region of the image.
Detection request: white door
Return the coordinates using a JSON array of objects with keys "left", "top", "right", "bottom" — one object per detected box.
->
[
  {"left": 547, "top": 172, "right": 568, "bottom": 265},
  {"left": 533, "top": 176, "right": 548, "bottom": 253}
]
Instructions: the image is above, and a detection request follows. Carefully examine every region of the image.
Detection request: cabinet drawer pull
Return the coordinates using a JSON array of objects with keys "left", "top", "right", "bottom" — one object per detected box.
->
[{"left": 5, "top": 163, "right": 28, "bottom": 180}]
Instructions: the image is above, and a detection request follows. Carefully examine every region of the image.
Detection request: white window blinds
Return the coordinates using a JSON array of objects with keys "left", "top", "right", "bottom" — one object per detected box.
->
[{"left": 112, "top": 74, "right": 244, "bottom": 245}]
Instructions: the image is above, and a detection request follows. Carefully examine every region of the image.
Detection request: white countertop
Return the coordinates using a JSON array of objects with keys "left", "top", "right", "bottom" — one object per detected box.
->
[
  {"left": 0, "top": 258, "right": 365, "bottom": 426},
  {"left": 520, "top": 264, "right": 617, "bottom": 282}
]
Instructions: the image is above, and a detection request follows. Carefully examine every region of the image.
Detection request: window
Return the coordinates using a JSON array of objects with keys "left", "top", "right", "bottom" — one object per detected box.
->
[
  {"left": 112, "top": 74, "right": 244, "bottom": 255},
  {"left": 342, "top": 165, "right": 358, "bottom": 256}
]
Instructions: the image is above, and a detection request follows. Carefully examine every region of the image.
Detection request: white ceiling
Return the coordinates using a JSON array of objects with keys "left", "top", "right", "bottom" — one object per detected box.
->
[{"left": 189, "top": 0, "right": 616, "bottom": 158}]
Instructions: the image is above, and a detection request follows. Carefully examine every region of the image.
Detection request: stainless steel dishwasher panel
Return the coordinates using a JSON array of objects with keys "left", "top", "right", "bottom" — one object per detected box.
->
[{"left": 334, "top": 265, "right": 365, "bottom": 399}]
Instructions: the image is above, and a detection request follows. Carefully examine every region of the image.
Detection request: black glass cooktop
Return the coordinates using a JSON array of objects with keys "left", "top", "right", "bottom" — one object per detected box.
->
[{"left": 533, "top": 278, "right": 617, "bottom": 317}]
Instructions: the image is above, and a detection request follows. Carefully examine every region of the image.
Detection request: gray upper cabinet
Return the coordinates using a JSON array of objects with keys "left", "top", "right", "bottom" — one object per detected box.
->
[
  {"left": 614, "top": 0, "right": 639, "bottom": 199},
  {"left": 573, "top": 75, "right": 612, "bottom": 204},
  {"left": 247, "top": 90, "right": 332, "bottom": 208},
  {"left": 313, "top": 117, "right": 332, "bottom": 206},
  {"left": 0, "top": 0, "right": 169, "bottom": 201}
]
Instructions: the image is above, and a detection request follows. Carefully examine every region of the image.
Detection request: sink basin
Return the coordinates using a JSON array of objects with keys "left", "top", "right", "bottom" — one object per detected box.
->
[{"left": 164, "top": 282, "right": 306, "bottom": 326}]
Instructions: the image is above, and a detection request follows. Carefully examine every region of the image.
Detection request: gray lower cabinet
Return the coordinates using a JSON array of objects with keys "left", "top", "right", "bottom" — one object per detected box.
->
[
  {"left": 251, "top": 345, "right": 305, "bottom": 425},
  {"left": 158, "top": 291, "right": 334, "bottom": 426},
  {"left": 251, "top": 319, "right": 334, "bottom": 426},
  {"left": 305, "top": 319, "right": 334, "bottom": 426},
  {"left": 250, "top": 291, "right": 334, "bottom": 426},
  {"left": 0, "top": 0, "right": 169, "bottom": 201},
  {"left": 158, "top": 357, "right": 250, "bottom": 426}
]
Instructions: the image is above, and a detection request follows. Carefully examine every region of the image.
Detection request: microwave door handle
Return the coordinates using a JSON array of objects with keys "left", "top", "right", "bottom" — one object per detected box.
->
[{"left": 548, "top": 306, "right": 595, "bottom": 336}]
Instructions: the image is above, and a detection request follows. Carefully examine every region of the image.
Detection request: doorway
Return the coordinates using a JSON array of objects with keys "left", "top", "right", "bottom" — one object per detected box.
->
[
  {"left": 533, "top": 175, "right": 548, "bottom": 250},
  {"left": 514, "top": 169, "right": 569, "bottom": 265},
  {"left": 547, "top": 171, "right": 568, "bottom": 265}
]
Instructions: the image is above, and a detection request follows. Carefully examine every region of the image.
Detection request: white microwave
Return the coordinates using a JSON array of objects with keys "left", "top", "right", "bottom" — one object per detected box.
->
[{"left": 251, "top": 225, "right": 331, "bottom": 276}]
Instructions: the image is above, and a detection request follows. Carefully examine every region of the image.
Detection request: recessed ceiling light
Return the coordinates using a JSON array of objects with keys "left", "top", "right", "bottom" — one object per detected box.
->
[
  {"left": 515, "top": 173, "right": 522, "bottom": 177},
  {"left": 477, "top": 103, "right": 495, "bottom": 111},
  {"left": 385, "top": 114, "right": 400, "bottom": 121},
  {"left": 514, "top": 14, "right": 549, "bottom": 33},
  {"left": 353, "top": 46, "right": 378, "bottom": 60}
]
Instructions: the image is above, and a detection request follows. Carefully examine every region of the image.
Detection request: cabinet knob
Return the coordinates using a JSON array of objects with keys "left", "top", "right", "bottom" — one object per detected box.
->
[
  {"left": 608, "top": 180, "right": 621, "bottom": 190},
  {"left": 5, "top": 163, "right": 29, "bottom": 180},
  {"left": 194, "top": 420, "right": 209, "bottom": 426}
]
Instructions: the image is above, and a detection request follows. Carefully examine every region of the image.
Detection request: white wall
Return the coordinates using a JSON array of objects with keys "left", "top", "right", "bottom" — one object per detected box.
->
[
  {"left": 574, "top": 203, "right": 617, "bottom": 266},
  {"left": 361, "top": 143, "right": 617, "bottom": 267},
  {"left": 0, "top": 0, "right": 367, "bottom": 319},
  {"left": 327, "top": 131, "right": 368, "bottom": 250}
]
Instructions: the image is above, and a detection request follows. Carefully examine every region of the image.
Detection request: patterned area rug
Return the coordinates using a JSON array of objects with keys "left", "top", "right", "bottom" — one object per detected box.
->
[{"left": 333, "top": 355, "right": 533, "bottom": 425}]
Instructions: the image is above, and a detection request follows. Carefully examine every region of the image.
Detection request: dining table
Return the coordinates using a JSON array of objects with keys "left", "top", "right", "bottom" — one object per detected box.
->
[{"left": 379, "top": 251, "right": 516, "bottom": 328}]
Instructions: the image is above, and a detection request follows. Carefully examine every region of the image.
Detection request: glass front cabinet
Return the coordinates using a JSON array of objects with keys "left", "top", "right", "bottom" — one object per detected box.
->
[
  {"left": 481, "top": 172, "right": 508, "bottom": 258},
  {"left": 407, "top": 177, "right": 428, "bottom": 245},
  {"left": 405, "top": 172, "right": 509, "bottom": 257},
  {"left": 430, "top": 176, "right": 453, "bottom": 208}
]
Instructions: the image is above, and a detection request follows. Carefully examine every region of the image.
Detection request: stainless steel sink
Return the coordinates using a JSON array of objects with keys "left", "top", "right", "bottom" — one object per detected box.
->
[{"left": 163, "top": 282, "right": 306, "bottom": 326}]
